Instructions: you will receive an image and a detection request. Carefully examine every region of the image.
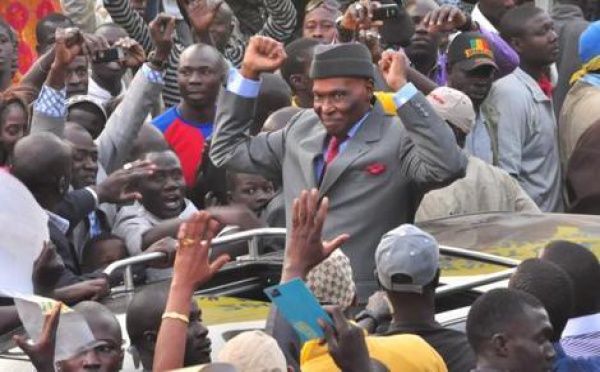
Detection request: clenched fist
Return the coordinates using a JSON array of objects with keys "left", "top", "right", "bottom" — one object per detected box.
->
[
  {"left": 378, "top": 49, "right": 408, "bottom": 91},
  {"left": 240, "top": 36, "right": 287, "bottom": 80}
]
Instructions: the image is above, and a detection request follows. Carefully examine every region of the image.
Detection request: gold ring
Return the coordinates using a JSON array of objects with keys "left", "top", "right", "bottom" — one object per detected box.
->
[{"left": 181, "top": 238, "right": 196, "bottom": 247}]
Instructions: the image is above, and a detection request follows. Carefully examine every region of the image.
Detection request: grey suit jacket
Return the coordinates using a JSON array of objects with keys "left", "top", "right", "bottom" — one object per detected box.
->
[{"left": 211, "top": 89, "right": 467, "bottom": 300}]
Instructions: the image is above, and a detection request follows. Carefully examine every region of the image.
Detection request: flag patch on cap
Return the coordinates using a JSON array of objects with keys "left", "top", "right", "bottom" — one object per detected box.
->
[{"left": 465, "top": 38, "right": 493, "bottom": 59}]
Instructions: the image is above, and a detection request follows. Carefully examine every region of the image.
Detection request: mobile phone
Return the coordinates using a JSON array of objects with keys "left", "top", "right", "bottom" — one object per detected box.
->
[
  {"left": 264, "top": 278, "right": 333, "bottom": 342},
  {"left": 93, "top": 47, "right": 124, "bottom": 63},
  {"left": 372, "top": 4, "right": 400, "bottom": 21}
]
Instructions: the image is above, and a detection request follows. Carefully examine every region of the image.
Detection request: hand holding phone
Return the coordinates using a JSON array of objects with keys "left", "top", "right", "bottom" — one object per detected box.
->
[
  {"left": 372, "top": 4, "right": 400, "bottom": 21},
  {"left": 265, "top": 278, "right": 332, "bottom": 342},
  {"left": 92, "top": 47, "right": 125, "bottom": 63}
]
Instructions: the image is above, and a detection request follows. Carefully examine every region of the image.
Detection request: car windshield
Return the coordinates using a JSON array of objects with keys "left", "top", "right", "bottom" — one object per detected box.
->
[{"left": 419, "top": 212, "right": 600, "bottom": 276}]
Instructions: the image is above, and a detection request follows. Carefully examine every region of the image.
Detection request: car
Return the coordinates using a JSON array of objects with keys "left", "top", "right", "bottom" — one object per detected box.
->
[{"left": 2, "top": 212, "right": 599, "bottom": 370}]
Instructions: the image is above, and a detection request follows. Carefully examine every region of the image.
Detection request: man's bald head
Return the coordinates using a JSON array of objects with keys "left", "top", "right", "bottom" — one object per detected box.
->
[
  {"left": 11, "top": 133, "right": 72, "bottom": 206},
  {"left": 262, "top": 106, "right": 302, "bottom": 133},
  {"left": 129, "top": 124, "right": 170, "bottom": 162},
  {"left": 178, "top": 43, "right": 227, "bottom": 108},
  {"left": 74, "top": 301, "right": 122, "bottom": 341},
  {"left": 179, "top": 43, "right": 228, "bottom": 74},
  {"left": 67, "top": 301, "right": 124, "bottom": 372}
]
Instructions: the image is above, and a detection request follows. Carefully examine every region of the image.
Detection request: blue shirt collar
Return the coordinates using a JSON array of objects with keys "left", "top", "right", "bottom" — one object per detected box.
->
[
  {"left": 582, "top": 73, "right": 600, "bottom": 87},
  {"left": 346, "top": 110, "right": 371, "bottom": 139},
  {"left": 46, "top": 210, "right": 70, "bottom": 235}
]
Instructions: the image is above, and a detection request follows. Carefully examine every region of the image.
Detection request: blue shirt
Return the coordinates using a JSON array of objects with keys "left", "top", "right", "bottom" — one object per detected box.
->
[
  {"left": 553, "top": 342, "right": 600, "bottom": 371},
  {"left": 582, "top": 73, "right": 600, "bottom": 87},
  {"left": 465, "top": 111, "right": 493, "bottom": 164}
]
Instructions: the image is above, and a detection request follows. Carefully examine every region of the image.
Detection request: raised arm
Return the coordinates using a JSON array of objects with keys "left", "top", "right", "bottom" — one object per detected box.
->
[
  {"left": 97, "top": 16, "right": 175, "bottom": 173},
  {"left": 424, "top": 5, "right": 519, "bottom": 77},
  {"left": 104, "top": 0, "right": 186, "bottom": 107},
  {"left": 30, "top": 29, "right": 108, "bottom": 137},
  {"left": 224, "top": 0, "right": 296, "bottom": 67},
  {"left": 103, "top": 0, "right": 154, "bottom": 52},
  {"left": 153, "top": 211, "right": 229, "bottom": 371},
  {"left": 379, "top": 50, "right": 467, "bottom": 190},
  {"left": 210, "top": 36, "right": 288, "bottom": 180}
]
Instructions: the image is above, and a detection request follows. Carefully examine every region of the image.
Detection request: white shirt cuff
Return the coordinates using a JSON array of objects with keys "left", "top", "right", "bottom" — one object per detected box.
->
[{"left": 226, "top": 68, "right": 261, "bottom": 98}]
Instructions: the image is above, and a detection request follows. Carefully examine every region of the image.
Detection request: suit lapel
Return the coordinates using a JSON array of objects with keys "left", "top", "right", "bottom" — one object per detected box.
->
[
  {"left": 298, "top": 123, "right": 327, "bottom": 188},
  {"left": 319, "top": 106, "right": 385, "bottom": 197}
]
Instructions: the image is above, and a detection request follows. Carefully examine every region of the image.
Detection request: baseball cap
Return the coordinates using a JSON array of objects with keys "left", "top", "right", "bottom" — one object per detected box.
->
[
  {"left": 447, "top": 32, "right": 498, "bottom": 72},
  {"left": 66, "top": 95, "right": 108, "bottom": 122},
  {"left": 427, "top": 87, "right": 476, "bottom": 134},
  {"left": 217, "top": 330, "right": 287, "bottom": 372},
  {"left": 375, "top": 224, "right": 439, "bottom": 293},
  {"left": 579, "top": 21, "right": 600, "bottom": 64}
]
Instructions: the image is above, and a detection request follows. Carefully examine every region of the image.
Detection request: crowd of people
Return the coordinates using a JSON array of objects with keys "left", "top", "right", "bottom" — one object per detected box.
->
[{"left": 0, "top": 0, "right": 600, "bottom": 370}]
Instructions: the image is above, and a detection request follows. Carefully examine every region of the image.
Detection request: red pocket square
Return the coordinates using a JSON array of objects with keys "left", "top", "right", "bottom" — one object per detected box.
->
[{"left": 365, "top": 163, "right": 386, "bottom": 175}]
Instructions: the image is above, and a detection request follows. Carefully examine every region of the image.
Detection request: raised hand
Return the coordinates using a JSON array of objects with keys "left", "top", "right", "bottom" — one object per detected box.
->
[
  {"left": 178, "top": 0, "right": 223, "bottom": 33},
  {"left": 149, "top": 13, "right": 176, "bottom": 62},
  {"left": 53, "top": 28, "right": 86, "bottom": 68},
  {"left": 93, "top": 160, "right": 156, "bottom": 204},
  {"left": 114, "top": 37, "right": 146, "bottom": 68},
  {"left": 422, "top": 5, "right": 472, "bottom": 34},
  {"left": 281, "top": 189, "right": 350, "bottom": 282},
  {"left": 378, "top": 49, "right": 408, "bottom": 91},
  {"left": 339, "top": 0, "right": 377, "bottom": 32},
  {"left": 240, "top": 36, "right": 287, "bottom": 80},
  {"left": 14, "top": 302, "right": 61, "bottom": 372},
  {"left": 319, "top": 306, "right": 372, "bottom": 372},
  {"left": 173, "top": 211, "right": 230, "bottom": 290}
]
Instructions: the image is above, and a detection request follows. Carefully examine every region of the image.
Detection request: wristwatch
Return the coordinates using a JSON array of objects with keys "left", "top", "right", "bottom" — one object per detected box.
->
[{"left": 147, "top": 51, "right": 167, "bottom": 70}]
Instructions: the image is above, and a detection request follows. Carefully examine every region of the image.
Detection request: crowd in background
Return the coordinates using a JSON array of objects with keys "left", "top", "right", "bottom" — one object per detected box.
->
[{"left": 1, "top": 0, "right": 600, "bottom": 370}]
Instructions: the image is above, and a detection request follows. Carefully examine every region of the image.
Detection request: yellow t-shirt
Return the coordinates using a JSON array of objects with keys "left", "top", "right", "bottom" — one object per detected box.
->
[
  {"left": 300, "top": 333, "right": 448, "bottom": 372},
  {"left": 291, "top": 92, "right": 398, "bottom": 116},
  {"left": 374, "top": 91, "right": 398, "bottom": 116}
]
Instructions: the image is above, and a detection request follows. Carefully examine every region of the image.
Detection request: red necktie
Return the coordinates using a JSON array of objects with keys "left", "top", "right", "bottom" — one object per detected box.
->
[{"left": 325, "top": 136, "right": 346, "bottom": 165}]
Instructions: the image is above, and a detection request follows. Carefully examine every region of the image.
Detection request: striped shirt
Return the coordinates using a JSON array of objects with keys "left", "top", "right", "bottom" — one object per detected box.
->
[
  {"left": 104, "top": 0, "right": 296, "bottom": 108},
  {"left": 561, "top": 314, "right": 600, "bottom": 358}
]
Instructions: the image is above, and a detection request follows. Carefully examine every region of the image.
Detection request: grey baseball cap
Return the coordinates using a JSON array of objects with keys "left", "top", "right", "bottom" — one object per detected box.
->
[{"left": 375, "top": 224, "right": 439, "bottom": 293}]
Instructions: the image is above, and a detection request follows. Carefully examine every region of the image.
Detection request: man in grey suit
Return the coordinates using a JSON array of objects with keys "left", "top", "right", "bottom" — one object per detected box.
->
[{"left": 210, "top": 36, "right": 467, "bottom": 300}]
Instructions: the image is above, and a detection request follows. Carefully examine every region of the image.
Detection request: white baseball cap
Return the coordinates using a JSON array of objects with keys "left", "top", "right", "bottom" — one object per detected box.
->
[{"left": 375, "top": 224, "right": 439, "bottom": 294}]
